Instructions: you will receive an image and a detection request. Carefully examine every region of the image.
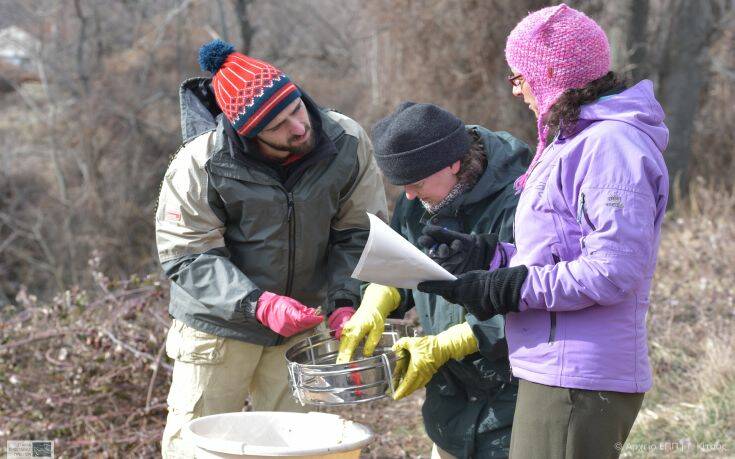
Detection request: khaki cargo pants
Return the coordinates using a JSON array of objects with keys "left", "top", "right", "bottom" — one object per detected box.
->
[{"left": 161, "top": 319, "right": 310, "bottom": 459}]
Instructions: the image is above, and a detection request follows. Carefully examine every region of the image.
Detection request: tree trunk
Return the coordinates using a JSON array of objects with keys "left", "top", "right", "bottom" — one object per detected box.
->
[
  {"left": 233, "top": 0, "right": 255, "bottom": 54},
  {"left": 216, "top": 0, "right": 230, "bottom": 42},
  {"left": 606, "top": 0, "right": 649, "bottom": 80},
  {"left": 627, "top": 0, "right": 649, "bottom": 81},
  {"left": 656, "top": 0, "right": 717, "bottom": 201}
]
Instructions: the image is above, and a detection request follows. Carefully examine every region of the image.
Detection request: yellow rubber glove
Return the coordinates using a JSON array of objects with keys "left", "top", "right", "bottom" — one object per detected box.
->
[
  {"left": 335, "top": 284, "right": 401, "bottom": 364},
  {"left": 391, "top": 322, "right": 478, "bottom": 400}
]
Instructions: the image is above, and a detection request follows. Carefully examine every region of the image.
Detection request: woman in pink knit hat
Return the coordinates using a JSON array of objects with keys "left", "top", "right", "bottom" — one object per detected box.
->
[{"left": 418, "top": 3, "right": 670, "bottom": 458}]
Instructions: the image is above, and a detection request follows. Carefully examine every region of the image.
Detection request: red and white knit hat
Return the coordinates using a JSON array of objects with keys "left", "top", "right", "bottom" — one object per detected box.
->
[
  {"left": 505, "top": 4, "right": 610, "bottom": 191},
  {"left": 199, "top": 39, "right": 302, "bottom": 138}
]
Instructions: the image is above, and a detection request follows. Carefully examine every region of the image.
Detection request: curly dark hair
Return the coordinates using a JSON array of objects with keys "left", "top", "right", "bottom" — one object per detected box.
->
[
  {"left": 545, "top": 71, "right": 627, "bottom": 137},
  {"left": 456, "top": 129, "right": 487, "bottom": 187}
]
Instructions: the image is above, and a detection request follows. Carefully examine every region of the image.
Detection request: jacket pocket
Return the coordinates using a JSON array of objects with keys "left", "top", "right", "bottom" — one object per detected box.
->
[
  {"left": 166, "top": 319, "right": 226, "bottom": 365},
  {"left": 577, "top": 192, "right": 597, "bottom": 232}
]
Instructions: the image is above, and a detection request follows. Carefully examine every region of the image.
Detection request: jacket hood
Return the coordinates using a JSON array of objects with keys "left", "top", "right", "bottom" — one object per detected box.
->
[
  {"left": 578, "top": 79, "right": 669, "bottom": 152},
  {"left": 179, "top": 77, "right": 221, "bottom": 143},
  {"left": 460, "top": 126, "right": 531, "bottom": 206}
]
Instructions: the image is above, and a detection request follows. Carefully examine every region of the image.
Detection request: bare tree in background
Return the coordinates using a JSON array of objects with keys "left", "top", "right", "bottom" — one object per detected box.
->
[
  {"left": 1, "top": 2, "right": 734, "bottom": 456},
  {"left": 362, "top": 0, "right": 547, "bottom": 144},
  {"left": 574, "top": 0, "right": 733, "bottom": 199},
  {"left": 0, "top": 0, "right": 733, "bottom": 302},
  {"left": 233, "top": 0, "right": 255, "bottom": 54},
  {"left": 606, "top": 0, "right": 650, "bottom": 81},
  {"left": 655, "top": 0, "right": 728, "bottom": 198},
  {"left": 0, "top": 0, "right": 205, "bottom": 295}
]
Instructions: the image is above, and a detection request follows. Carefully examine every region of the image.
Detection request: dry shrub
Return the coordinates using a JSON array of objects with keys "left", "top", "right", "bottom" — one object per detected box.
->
[
  {"left": 0, "top": 253, "right": 430, "bottom": 458},
  {"left": 0, "top": 256, "right": 171, "bottom": 457},
  {"left": 325, "top": 393, "right": 432, "bottom": 457}
]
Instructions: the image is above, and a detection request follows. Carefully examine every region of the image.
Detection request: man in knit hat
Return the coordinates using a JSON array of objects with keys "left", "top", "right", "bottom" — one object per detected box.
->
[
  {"left": 337, "top": 102, "right": 532, "bottom": 458},
  {"left": 155, "top": 39, "right": 387, "bottom": 458}
]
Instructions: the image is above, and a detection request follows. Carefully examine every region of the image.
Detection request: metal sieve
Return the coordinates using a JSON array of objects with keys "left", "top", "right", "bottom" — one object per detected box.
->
[{"left": 285, "top": 323, "right": 418, "bottom": 406}]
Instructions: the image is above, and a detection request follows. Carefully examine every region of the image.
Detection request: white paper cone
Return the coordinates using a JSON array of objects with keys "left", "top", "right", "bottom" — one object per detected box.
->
[{"left": 351, "top": 213, "right": 456, "bottom": 289}]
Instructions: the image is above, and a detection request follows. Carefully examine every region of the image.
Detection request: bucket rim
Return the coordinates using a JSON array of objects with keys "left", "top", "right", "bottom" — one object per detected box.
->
[{"left": 183, "top": 411, "right": 374, "bottom": 456}]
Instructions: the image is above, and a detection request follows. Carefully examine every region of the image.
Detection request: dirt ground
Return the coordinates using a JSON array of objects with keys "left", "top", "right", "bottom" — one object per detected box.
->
[{"left": 323, "top": 390, "right": 434, "bottom": 458}]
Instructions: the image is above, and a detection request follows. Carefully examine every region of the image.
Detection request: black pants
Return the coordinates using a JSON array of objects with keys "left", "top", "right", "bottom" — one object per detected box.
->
[{"left": 509, "top": 379, "right": 644, "bottom": 459}]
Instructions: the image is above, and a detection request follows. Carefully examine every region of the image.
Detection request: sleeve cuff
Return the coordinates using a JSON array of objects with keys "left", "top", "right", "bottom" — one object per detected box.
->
[
  {"left": 489, "top": 242, "right": 516, "bottom": 270},
  {"left": 238, "top": 289, "right": 263, "bottom": 319},
  {"left": 518, "top": 272, "right": 535, "bottom": 312},
  {"left": 326, "top": 291, "right": 359, "bottom": 315}
]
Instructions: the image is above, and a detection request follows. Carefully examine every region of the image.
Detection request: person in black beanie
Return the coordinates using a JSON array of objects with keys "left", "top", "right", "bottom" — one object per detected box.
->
[
  {"left": 338, "top": 102, "right": 532, "bottom": 459},
  {"left": 372, "top": 102, "right": 470, "bottom": 186}
]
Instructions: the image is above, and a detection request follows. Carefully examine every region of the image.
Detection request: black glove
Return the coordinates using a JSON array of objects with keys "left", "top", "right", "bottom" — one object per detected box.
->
[
  {"left": 417, "top": 266, "right": 529, "bottom": 321},
  {"left": 417, "top": 225, "right": 499, "bottom": 275}
]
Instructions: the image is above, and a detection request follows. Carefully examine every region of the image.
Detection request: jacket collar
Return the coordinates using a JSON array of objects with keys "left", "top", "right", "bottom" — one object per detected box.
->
[
  {"left": 429, "top": 126, "right": 530, "bottom": 217},
  {"left": 557, "top": 85, "right": 628, "bottom": 141},
  {"left": 417, "top": 126, "right": 530, "bottom": 227},
  {"left": 179, "top": 77, "right": 220, "bottom": 144}
]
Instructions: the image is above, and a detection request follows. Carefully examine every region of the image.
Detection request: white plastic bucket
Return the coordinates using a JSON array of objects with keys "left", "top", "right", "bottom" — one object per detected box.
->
[{"left": 183, "top": 411, "right": 374, "bottom": 458}]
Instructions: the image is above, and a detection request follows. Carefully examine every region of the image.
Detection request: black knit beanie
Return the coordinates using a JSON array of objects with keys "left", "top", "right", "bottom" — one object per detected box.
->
[{"left": 372, "top": 102, "right": 470, "bottom": 186}]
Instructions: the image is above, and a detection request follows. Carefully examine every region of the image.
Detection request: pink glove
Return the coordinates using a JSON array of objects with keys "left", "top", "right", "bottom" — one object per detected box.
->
[
  {"left": 255, "top": 292, "right": 324, "bottom": 337},
  {"left": 327, "top": 306, "right": 356, "bottom": 340}
]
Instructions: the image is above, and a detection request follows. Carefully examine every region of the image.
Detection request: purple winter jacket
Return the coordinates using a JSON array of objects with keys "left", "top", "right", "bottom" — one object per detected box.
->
[{"left": 501, "top": 80, "right": 669, "bottom": 393}]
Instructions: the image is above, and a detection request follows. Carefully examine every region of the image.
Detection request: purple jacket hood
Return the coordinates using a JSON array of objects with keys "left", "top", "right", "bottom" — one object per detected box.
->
[{"left": 579, "top": 80, "right": 668, "bottom": 152}]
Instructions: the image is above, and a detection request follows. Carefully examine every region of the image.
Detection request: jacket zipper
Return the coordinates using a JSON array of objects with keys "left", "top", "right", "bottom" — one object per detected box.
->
[
  {"left": 548, "top": 309, "right": 557, "bottom": 343},
  {"left": 285, "top": 192, "right": 296, "bottom": 296},
  {"left": 506, "top": 321, "right": 514, "bottom": 383},
  {"left": 549, "top": 253, "right": 560, "bottom": 343},
  {"left": 580, "top": 192, "right": 596, "bottom": 231}
]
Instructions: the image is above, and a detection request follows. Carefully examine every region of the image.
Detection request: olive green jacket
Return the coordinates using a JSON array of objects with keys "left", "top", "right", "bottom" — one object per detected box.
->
[{"left": 155, "top": 78, "right": 387, "bottom": 345}]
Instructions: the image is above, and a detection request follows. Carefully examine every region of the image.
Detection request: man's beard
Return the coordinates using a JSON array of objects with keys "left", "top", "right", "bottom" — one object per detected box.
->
[
  {"left": 257, "top": 125, "right": 316, "bottom": 156},
  {"left": 420, "top": 182, "right": 469, "bottom": 214}
]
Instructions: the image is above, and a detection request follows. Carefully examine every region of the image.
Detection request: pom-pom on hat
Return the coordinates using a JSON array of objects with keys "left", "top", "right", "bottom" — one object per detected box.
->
[
  {"left": 198, "top": 39, "right": 302, "bottom": 138},
  {"left": 505, "top": 4, "right": 610, "bottom": 191}
]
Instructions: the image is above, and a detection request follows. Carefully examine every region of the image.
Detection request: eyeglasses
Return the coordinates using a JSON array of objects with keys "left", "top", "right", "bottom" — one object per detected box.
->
[{"left": 507, "top": 73, "right": 524, "bottom": 88}]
